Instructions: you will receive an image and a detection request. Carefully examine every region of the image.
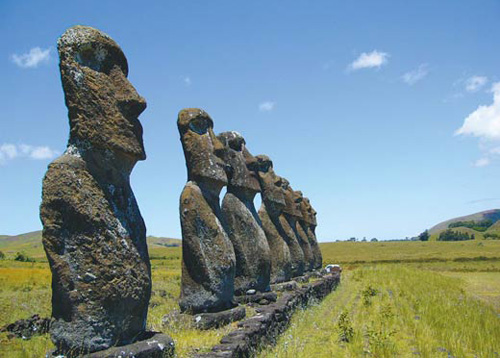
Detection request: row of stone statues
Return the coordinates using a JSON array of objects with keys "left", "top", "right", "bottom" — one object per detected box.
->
[
  {"left": 178, "top": 110, "right": 322, "bottom": 314},
  {"left": 39, "top": 25, "right": 321, "bottom": 355}
]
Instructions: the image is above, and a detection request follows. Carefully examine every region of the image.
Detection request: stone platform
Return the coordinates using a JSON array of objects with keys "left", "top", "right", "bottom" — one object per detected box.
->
[
  {"left": 194, "top": 272, "right": 340, "bottom": 357},
  {"left": 50, "top": 332, "right": 174, "bottom": 358}
]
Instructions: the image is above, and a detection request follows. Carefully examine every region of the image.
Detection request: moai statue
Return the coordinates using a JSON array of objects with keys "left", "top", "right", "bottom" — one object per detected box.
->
[
  {"left": 255, "top": 155, "right": 292, "bottom": 283},
  {"left": 276, "top": 177, "right": 305, "bottom": 277},
  {"left": 218, "top": 132, "right": 271, "bottom": 295},
  {"left": 40, "top": 26, "right": 152, "bottom": 353},
  {"left": 281, "top": 179, "right": 314, "bottom": 273},
  {"left": 178, "top": 109, "right": 236, "bottom": 313},
  {"left": 291, "top": 190, "right": 315, "bottom": 271},
  {"left": 299, "top": 195, "right": 323, "bottom": 270}
]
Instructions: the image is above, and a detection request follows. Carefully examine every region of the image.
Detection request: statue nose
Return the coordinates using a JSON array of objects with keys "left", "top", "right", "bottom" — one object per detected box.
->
[
  {"left": 245, "top": 155, "right": 258, "bottom": 171},
  {"left": 118, "top": 96, "right": 147, "bottom": 118},
  {"left": 111, "top": 67, "right": 147, "bottom": 118},
  {"left": 212, "top": 133, "right": 226, "bottom": 159}
]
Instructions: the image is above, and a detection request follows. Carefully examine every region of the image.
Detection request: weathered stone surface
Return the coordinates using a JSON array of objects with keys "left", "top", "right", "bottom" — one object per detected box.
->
[
  {"left": 255, "top": 155, "right": 292, "bottom": 284},
  {"left": 178, "top": 109, "right": 236, "bottom": 313},
  {"left": 218, "top": 132, "right": 271, "bottom": 295},
  {"left": 275, "top": 178, "right": 305, "bottom": 277},
  {"left": 300, "top": 196, "right": 323, "bottom": 269},
  {"left": 193, "top": 306, "right": 246, "bottom": 330},
  {"left": 270, "top": 280, "right": 298, "bottom": 292},
  {"left": 0, "top": 314, "right": 50, "bottom": 340},
  {"left": 281, "top": 181, "right": 314, "bottom": 272},
  {"left": 40, "top": 26, "right": 152, "bottom": 354},
  {"left": 195, "top": 273, "right": 341, "bottom": 358},
  {"left": 85, "top": 332, "right": 174, "bottom": 358},
  {"left": 234, "top": 292, "right": 278, "bottom": 305}
]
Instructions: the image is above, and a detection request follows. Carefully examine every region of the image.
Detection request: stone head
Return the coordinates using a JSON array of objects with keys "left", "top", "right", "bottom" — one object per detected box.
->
[
  {"left": 255, "top": 155, "right": 285, "bottom": 212},
  {"left": 58, "top": 26, "right": 147, "bottom": 162},
  {"left": 310, "top": 203, "right": 318, "bottom": 227},
  {"left": 300, "top": 196, "right": 315, "bottom": 226},
  {"left": 217, "top": 131, "right": 260, "bottom": 195},
  {"left": 280, "top": 178, "right": 302, "bottom": 218},
  {"left": 177, "top": 108, "right": 228, "bottom": 188}
]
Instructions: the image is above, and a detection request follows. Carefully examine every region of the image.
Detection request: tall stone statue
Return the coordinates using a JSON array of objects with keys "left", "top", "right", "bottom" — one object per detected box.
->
[
  {"left": 40, "top": 26, "right": 151, "bottom": 353},
  {"left": 178, "top": 109, "right": 236, "bottom": 313},
  {"left": 276, "top": 177, "right": 305, "bottom": 277},
  {"left": 301, "top": 197, "right": 323, "bottom": 269},
  {"left": 218, "top": 132, "right": 271, "bottom": 295},
  {"left": 280, "top": 178, "right": 313, "bottom": 273},
  {"left": 255, "top": 155, "right": 292, "bottom": 284},
  {"left": 291, "top": 189, "right": 315, "bottom": 271}
]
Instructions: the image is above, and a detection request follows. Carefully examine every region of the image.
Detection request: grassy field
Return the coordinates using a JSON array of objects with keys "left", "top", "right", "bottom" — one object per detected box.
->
[{"left": 1, "top": 241, "right": 500, "bottom": 357}]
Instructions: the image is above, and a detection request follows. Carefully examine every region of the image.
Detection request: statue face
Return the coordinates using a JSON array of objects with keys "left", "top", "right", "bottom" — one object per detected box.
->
[
  {"left": 177, "top": 109, "right": 228, "bottom": 186},
  {"left": 311, "top": 206, "right": 317, "bottom": 227},
  {"left": 300, "top": 196, "right": 314, "bottom": 225},
  {"left": 280, "top": 178, "right": 302, "bottom": 218},
  {"left": 58, "top": 26, "right": 146, "bottom": 161},
  {"left": 255, "top": 155, "right": 285, "bottom": 211},
  {"left": 217, "top": 132, "right": 260, "bottom": 194}
]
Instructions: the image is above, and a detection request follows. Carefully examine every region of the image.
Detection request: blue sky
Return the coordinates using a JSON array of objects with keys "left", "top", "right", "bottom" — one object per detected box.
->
[{"left": 1, "top": 0, "right": 500, "bottom": 241}]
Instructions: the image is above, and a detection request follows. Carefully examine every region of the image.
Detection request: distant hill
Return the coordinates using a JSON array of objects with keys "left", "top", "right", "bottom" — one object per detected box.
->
[
  {"left": 0, "top": 230, "right": 181, "bottom": 259},
  {"left": 428, "top": 209, "right": 500, "bottom": 240}
]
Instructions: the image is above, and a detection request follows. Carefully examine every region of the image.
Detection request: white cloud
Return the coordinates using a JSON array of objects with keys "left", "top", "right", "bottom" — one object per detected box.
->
[
  {"left": 465, "top": 76, "right": 488, "bottom": 93},
  {"left": 348, "top": 50, "right": 389, "bottom": 71},
  {"left": 11, "top": 47, "right": 51, "bottom": 68},
  {"left": 0, "top": 143, "right": 59, "bottom": 165},
  {"left": 473, "top": 158, "right": 490, "bottom": 167},
  {"left": 402, "top": 64, "right": 429, "bottom": 85},
  {"left": 456, "top": 82, "right": 500, "bottom": 166},
  {"left": 0, "top": 144, "right": 18, "bottom": 163},
  {"left": 456, "top": 82, "right": 500, "bottom": 140},
  {"left": 259, "top": 101, "right": 275, "bottom": 112},
  {"left": 30, "top": 146, "right": 59, "bottom": 159},
  {"left": 183, "top": 76, "right": 191, "bottom": 86}
]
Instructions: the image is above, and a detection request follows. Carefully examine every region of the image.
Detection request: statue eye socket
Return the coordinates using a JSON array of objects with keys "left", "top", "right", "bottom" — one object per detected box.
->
[
  {"left": 73, "top": 43, "right": 128, "bottom": 75},
  {"left": 189, "top": 118, "right": 210, "bottom": 135},
  {"left": 228, "top": 138, "right": 243, "bottom": 151},
  {"left": 75, "top": 45, "right": 105, "bottom": 72},
  {"left": 260, "top": 162, "right": 271, "bottom": 172}
]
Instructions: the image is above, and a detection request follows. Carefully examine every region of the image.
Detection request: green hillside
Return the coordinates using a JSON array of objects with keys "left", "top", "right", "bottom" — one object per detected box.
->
[
  {"left": 428, "top": 209, "right": 500, "bottom": 240},
  {"left": 0, "top": 230, "right": 181, "bottom": 259}
]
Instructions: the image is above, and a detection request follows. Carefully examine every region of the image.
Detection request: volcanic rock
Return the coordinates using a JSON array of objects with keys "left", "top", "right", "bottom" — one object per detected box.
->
[
  {"left": 178, "top": 109, "right": 236, "bottom": 313},
  {"left": 281, "top": 181, "right": 314, "bottom": 272},
  {"left": 300, "top": 196, "right": 323, "bottom": 269},
  {"left": 255, "top": 155, "right": 292, "bottom": 284},
  {"left": 276, "top": 178, "right": 305, "bottom": 277},
  {"left": 0, "top": 314, "right": 50, "bottom": 340},
  {"left": 40, "top": 26, "right": 152, "bottom": 354},
  {"left": 218, "top": 132, "right": 271, "bottom": 295}
]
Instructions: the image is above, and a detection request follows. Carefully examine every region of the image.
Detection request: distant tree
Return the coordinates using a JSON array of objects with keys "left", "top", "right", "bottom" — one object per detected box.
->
[
  {"left": 484, "top": 233, "right": 500, "bottom": 240},
  {"left": 0, "top": 251, "right": 4, "bottom": 260},
  {"left": 371, "top": 238, "right": 378, "bottom": 242},
  {"left": 348, "top": 237, "right": 356, "bottom": 242},
  {"left": 418, "top": 230, "right": 430, "bottom": 242},
  {"left": 361, "top": 238, "right": 367, "bottom": 242},
  {"left": 437, "top": 229, "right": 473, "bottom": 242},
  {"left": 14, "top": 252, "right": 34, "bottom": 262},
  {"left": 448, "top": 219, "right": 493, "bottom": 232}
]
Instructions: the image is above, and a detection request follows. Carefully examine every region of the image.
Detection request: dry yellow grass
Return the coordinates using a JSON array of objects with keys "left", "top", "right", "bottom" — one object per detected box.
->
[{"left": 1, "top": 240, "right": 499, "bottom": 357}]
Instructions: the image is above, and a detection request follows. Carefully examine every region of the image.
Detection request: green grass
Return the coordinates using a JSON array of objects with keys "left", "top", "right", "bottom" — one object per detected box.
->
[
  {"left": 259, "top": 266, "right": 500, "bottom": 358},
  {"left": 319, "top": 240, "right": 500, "bottom": 265},
  {"left": 1, "top": 240, "right": 500, "bottom": 357}
]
